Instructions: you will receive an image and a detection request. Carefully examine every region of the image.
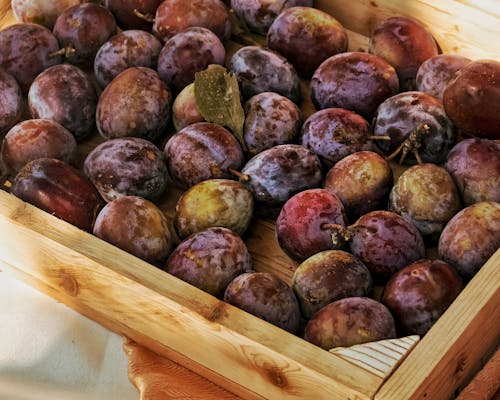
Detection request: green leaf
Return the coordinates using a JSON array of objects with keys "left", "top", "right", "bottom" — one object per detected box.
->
[{"left": 194, "top": 65, "right": 247, "bottom": 151}]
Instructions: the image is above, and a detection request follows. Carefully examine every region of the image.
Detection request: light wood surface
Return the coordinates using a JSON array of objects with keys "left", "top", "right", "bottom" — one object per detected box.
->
[{"left": 1, "top": 1, "right": 499, "bottom": 399}]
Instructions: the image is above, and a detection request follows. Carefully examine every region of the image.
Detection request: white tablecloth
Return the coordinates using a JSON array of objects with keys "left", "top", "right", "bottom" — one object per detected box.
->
[{"left": 0, "top": 271, "right": 138, "bottom": 400}]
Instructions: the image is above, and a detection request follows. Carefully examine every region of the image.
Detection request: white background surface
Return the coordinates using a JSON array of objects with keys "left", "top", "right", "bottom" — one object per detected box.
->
[{"left": 0, "top": 271, "right": 138, "bottom": 400}]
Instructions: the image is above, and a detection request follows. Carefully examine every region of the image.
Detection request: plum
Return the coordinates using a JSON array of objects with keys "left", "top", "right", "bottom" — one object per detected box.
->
[
  {"left": 0, "top": 68, "right": 22, "bottom": 135},
  {"left": 96, "top": 67, "right": 171, "bottom": 142},
  {"left": 157, "top": 27, "right": 226, "bottom": 94},
  {"left": 174, "top": 179, "right": 254, "bottom": 239},
  {"left": 11, "top": 158, "right": 102, "bottom": 231},
  {"left": 369, "top": 16, "right": 439, "bottom": 90},
  {"left": 438, "top": 201, "right": 500, "bottom": 281},
  {"left": 164, "top": 122, "right": 244, "bottom": 189},
  {"left": 267, "top": 6, "right": 348, "bottom": 78},
  {"left": 231, "top": 0, "right": 313, "bottom": 35},
  {"left": 165, "top": 227, "right": 252, "bottom": 297},
  {"left": 275, "top": 188, "right": 347, "bottom": 263},
  {"left": 335, "top": 210, "right": 426, "bottom": 282},
  {"left": 84, "top": 137, "right": 168, "bottom": 202},
  {"left": 310, "top": 52, "right": 399, "bottom": 120},
  {"left": 224, "top": 271, "right": 301, "bottom": 333},
  {"left": 229, "top": 45, "right": 301, "bottom": 103},
  {"left": 94, "top": 30, "right": 162, "bottom": 88},
  {"left": 53, "top": 3, "right": 117, "bottom": 66},
  {"left": 93, "top": 196, "right": 172, "bottom": 265},
  {"left": 300, "top": 108, "right": 374, "bottom": 170},
  {"left": 28, "top": 64, "right": 98, "bottom": 142},
  {"left": 243, "top": 92, "right": 301, "bottom": 156},
  {"left": 443, "top": 60, "right": 500, "bottom": 139},
  {"left": 372, "top": 91, "right": 456, "bottom": 165},
  {"left": 445, "top": 138, "right": 500, "bottom": 205},
  {"left": 1, "top": 119, "right": 77, "bottom": 176},
  {"left": 153, "top": 0, "right": 231, "bottom": 43},
  {"left": 240, "top": 144, "right": 323, "bottom": 213},
  {"left": 171, "top": 83, "right": 205, "bottom": 131},
  {"left": 11, "top": 0, "right": 81, "bottom": 29},
  {"left": 0, "top": 23, "right": 62, "bottom": 93},
  {"left": 389, "top": 163, "right": 462, "bottom": 242},
  {"left": 104, "top": 0, "right": 163, "bottom": 31},
  {"left": 323, "top": 151, "right": 393, "bottom": 222},
  {"left": 416, "top": 54, "right": 471, "bottom": 101},
  {"left": 292, "top": 250, "right": 373, "bottom": 320},
  {"left": 304, "top": 297, "right": 396, "bottom": 350},
  {"left": 382, "top": 259, "right": 464, "bottom": 336}
]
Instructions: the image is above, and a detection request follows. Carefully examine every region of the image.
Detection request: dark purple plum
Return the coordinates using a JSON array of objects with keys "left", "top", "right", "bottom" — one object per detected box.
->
[
  {"left": 229, "top": 45, "right": 301, "bottom": 103},
  {"left": 153, "top": 0, "right": 231, "bottom": 43},
  {"left": 324, "top": 151, "right": 393, "bottom": 222},
  {"left": 164, "top": 122, "right": 244, "bottom": 188},
  {"left": 1, "top": 119, "right": 77, "bottom": 176},
  {"left": 104, "top": 0, "right": 163, "bottom": 31},
  {"left": 84, "top": 137, "right": 168, "bottom": 202},
  {"left": 304, "top": 297, "right": 396, "bottom": 350},
  {"left": 416, "top": 54, "right": 471, "bottom": 101},
  {"left": 292, "top": 250, "right": 372, "bottom": 319},
  {"left": 243, "top": 92, "right": 301, "bottom": 156},
  {"left": 267, "top": 6, "right": 348, "bottom": 78},
  {"left": 337, "top": 210, "right": 426, "bottom": 282},
  {"left": 310, "top": 52, "right": 399, "bottom": 120},
  {"left": 438, "top": 201, "right": 500, "bottom": 281},
  {"left": 224, "top": 271, "right": 301, "bottom": 333},
  {"left": 174, "top": 178, "right": 254, "bottom": 239},
  {"left": 382, "top": 259, "right": 464, "bottom": 336},
  {"left": 94, "top": 30, "right": 162, "bottom": 88},
  {"left": 369, "top": 16, "right": 439, "bottom": 90},
  {"left": 0, "top": 68, "right": 22, "bottom": 135},
  {"left": 445, "top": 138, "right": 500, "bottom": 205},
  {"left": 0, "top": 23, "right": 62, "bottom": 93},
  {"left": 157, "top": 27, "right": 226, "bottom": 94},
  {"left": 11, "top": 0, "right": 81, "bottom": 29},
  {"left": 373, "top": 91, "right": 456, "bottom": 165},
  {"left": 53, "top": 3, "right": 117, "bottom": 66},
  {"left": 275, "top": 188, "right": 347, "bottom": 263},
  {"left": 93, "top": 196, "right": 172, "bottom": 265},
  {"left": 389, "top": 163, "right": 462, "bottom": 242},
  {"left": 28, "top": 64, "right": 98, "bottom": 141},
  {"left": 231, "top": 0, "right": 313, "bottom": 35},
  {"left": 443, "top": 60, "right": 500, "bottom": 139},
  {"left": 11, "top": 158, "right": 102, "bottom": 231},
  {"left": 171, "top": 83, "right": 205, "bottom": 131},
  {"left": 301, "top": 108, "right": 374, "bottom": 170},
  {"left": 240, "top": 144, "right": 323, "bottom": 213},
  {"left": 165, "top": 227, "right": 252, "bottom": 297},
  {"left": 96, "top": 67, "right": 171, "bottom": 141}
]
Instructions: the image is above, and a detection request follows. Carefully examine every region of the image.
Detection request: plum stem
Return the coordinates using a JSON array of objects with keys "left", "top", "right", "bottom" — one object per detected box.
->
[
  {"left": 49, "top": 43, "right": 76, "bottom": 59},
  {"left": 320, "top": 223, "right": 353, "bottom": 247},
  {"left": 385, "top": 124, "right": 431, "bottom": 164},
  {"left": 133, "top": 9, "right": 155, "bottom": 23},
  {"left": 228, "top": 168, "right": 250, "bottom": 182},
  {"left": 368, "top": 135, "right": 391, "bottom": 141}
]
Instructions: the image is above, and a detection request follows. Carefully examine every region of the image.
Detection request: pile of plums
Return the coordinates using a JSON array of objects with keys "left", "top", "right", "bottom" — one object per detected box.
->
[{"left": 1, "top": 0, "right": 499, "bottom": 351}]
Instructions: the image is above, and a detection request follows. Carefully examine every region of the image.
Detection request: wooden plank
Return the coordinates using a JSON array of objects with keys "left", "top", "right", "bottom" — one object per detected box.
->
[
  {"left": 316, "top": 0, "right": 500, "bottom": 60},
  {"left": 0, "top": 190, "right": 385, "bottom": 400},
  {"left": 376, "top": 248, "right": 500, "bottom": 400}
]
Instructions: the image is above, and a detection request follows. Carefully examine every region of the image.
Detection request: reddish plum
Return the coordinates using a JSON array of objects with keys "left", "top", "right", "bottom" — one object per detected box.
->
[
  {"left": 104, "top": 0, "right": 162, "bottom": 31},
  {"left": 275, "top": 188, "right": 347, "bottom": 263},
  {"left": 0, "top": 68, "right": 22, "bottom": 135}
]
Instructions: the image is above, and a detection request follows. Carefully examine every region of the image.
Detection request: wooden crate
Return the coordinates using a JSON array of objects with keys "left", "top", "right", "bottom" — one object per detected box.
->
[{"left": 0, "top": 1, "right": 499, "bottom": 399}]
